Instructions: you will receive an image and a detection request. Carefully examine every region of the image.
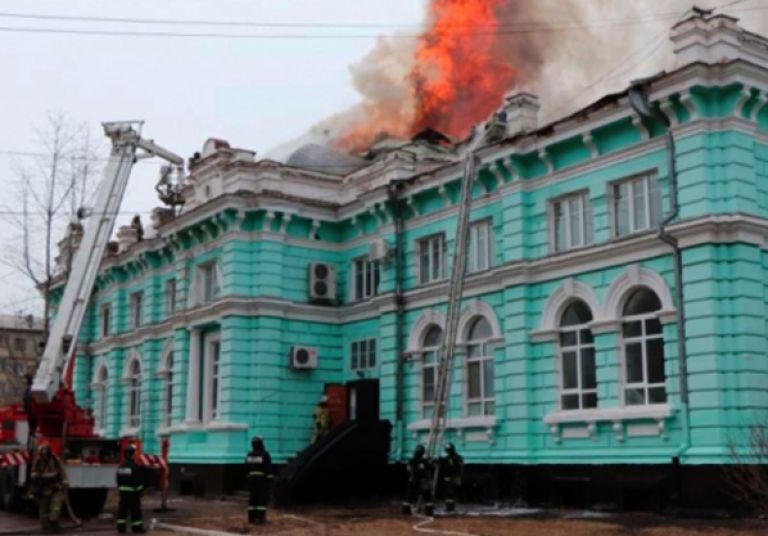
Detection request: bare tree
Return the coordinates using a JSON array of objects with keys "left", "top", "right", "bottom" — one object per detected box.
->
[
  {"left": 726, "top": 424, "right": 768, "bottom": 514},
  {"left": 0, "top": 112, "right": 101, "bottom": 338}
]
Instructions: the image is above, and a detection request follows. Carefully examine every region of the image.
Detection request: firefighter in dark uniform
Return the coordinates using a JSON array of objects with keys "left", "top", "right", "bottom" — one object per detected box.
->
[
  {"left": 30, "top": 441, "right": 68, "bottom": 532},
  {"left": 245, "top": 436, "right": 272, "bottom": 524},
  {"left": 116, "top": 444, "right": 145, "bottom": 533},
  {"left": 401, "top": 445, "right": 434, "bottom": 516},
  {"left": 440, "top": 442, "right": 464, "bottom": 512}
]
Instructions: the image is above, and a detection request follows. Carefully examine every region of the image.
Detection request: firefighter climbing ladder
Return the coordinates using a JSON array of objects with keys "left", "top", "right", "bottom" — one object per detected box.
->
[{"left": 424, "top": 141, "right": 482, "bottom": 487}]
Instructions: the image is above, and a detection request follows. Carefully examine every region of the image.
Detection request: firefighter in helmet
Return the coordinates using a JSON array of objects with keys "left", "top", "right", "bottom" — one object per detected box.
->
[
  {"left": 116, "top": 444, "right": 145, "bottom": 533},
  {"left": 402, "top": 445, "right": 434, "bottom": 516},
  {"left": 440, "top": 442, "right": 464, "bottom": 513},
  {"left": 312, "top": 395, "right": 331, "bottom": 444},
  {"left": 31, "top": 440, "right": 68, "bottom": 532},
  {"left": 245, "top": 436, "right": 272, "bottom": 524}
]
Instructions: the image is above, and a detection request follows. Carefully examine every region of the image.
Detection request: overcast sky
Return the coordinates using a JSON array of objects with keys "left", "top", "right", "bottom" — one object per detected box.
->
[{"left": 0, "top": 0, "right": 765, "bottom": 316}]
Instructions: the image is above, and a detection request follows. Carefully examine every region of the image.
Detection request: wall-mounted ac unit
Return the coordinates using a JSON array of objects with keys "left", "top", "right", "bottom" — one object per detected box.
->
[
  {"left": 290, "top": 346, "right": 318, "bottom": 370},
  {"left": 368, "top": 237, "right": 390, "bottom": 261},
  {"left": 309, "top": 262, "right": 336, "bottom": 302}
]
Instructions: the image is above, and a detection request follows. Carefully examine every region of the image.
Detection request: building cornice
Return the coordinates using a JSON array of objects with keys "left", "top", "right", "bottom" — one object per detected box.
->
[{"left": 86, "top": 213, "right": 768, "bottom": 354}]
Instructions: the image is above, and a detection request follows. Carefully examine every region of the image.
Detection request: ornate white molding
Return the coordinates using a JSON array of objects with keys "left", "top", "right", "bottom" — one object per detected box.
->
[
  {"left": 406, "top": 310, "right": 446, "bottom": 354},
  {"left": 534, "top": 278, "right": 603, "bottom": 335},
  {"left": 456, "top": 299, "right": 503, "bottom": 343},
  {"left": 603, "top": 265, "right": 675, "bottom": 319}
]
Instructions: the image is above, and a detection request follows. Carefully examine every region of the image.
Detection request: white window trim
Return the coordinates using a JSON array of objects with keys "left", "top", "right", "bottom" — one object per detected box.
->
[
  {"left": 90, "top": 364, "right": 108, "bottom": 435},
  {"left": 156, "top": 342, "right": 174, "bottom": 429},
  {"left": 620, "top": 310, "right": 667, "bottom": 408},
  {"left": 417, "top": 327, "right": 443, "bottom": 420},
  {"left": 188, "top": 260, "right": 223, "bottom": 308},
  {"left": 610, "top": 174, "right": 661, "bottom": 238},
  {"left": 100, "top": 304, "right": 111, "bottom": 338},
  {"left": 461, "top": 323, "right": 497, "bottom": 418},
  {"left": 165, "top": 278, "right": 177, "bottom": 315},
  {"left": 350, "top": 257, "right": 380, "bottom": 302},
  {"left": 350, "top": 337, "right": 377, "bottom": 371},
  {"left": 122, "top": 352, "right": 142, "bottom": 432},
  {"left": 128, "top": 291, "right": 144, "bottom": 330},
  {"left": 544, "top": 404, "right": 672, "bottom": 442},
  {"left": 557, "top": 314, "right": 597, "bottom": 412},
  {"left": 202, "top": 332, "right": 221, "bottom": 423},
  {"left": 416, "top": 233, "right": 446, "bottom": 286},
  {"left": 467, "top": 219, "right": 494, "bottom": 273},
  {"left": 550, "top": 192, "right": 593, "bottom": 253}
]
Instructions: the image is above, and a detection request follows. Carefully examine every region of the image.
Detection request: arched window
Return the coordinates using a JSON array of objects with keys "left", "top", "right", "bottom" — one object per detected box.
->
[
  {"left": 162, "top": 350, "right": 174, "bottom": 428},
  {"left": 622, "top": 287, "right": 666, "bottom": 406},
  {"left": 421, "top": 325, "right": 443, "bottom": 419},
  {"left": 94, "top": 366, "right": 108, "bottom": 430},
  {"left": 559, "top": 300, "right": 597, "bottom": 410},
  {"left": 127, "top": 358, "right": 142, "bottom": 428},
  {"left": 466, "top": 317, "right": 495, "bottom": 416}
]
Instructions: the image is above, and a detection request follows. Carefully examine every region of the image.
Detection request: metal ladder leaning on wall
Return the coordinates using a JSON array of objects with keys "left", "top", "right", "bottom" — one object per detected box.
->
[{"left": 424, "top": 137, "right": 483, "bottom": 493}]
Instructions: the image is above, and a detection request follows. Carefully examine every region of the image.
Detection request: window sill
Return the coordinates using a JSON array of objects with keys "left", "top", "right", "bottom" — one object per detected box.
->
[
  {"left": 408, "top": 415, "right": 497, "bottom": 444},
  {"left": 119, "top": 426, "right": 140, "bottom": 438},
  {"left": 544, "top": 404, "right": 672, "bottom": 442},
  {"left": 167, "top": 421, "right": 248, "bottom": 433}
]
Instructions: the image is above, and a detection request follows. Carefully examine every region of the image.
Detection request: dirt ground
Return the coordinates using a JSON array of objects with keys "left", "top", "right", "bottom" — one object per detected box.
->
[{"left": 152, "top": 496, "right": 768, "bottom": 536}]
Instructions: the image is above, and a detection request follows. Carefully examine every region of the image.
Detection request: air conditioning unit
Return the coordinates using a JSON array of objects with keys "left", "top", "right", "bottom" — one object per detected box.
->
[
  {"left": 368, "top": 237, "right": 390, "bottom": 261},
  {"left": 308, "top": 262, "right": 336, "bottom": 302},
  {"left": 290, "top": 346, "right": 318, "bottom": 370}
]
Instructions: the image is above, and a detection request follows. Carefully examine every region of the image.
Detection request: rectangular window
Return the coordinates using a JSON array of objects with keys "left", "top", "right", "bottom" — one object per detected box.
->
[
  {"left": 200, "top": 263, "right": 220, "bottom": 304},
  {"left": 13, "top": 338, "right": 25, "bottom": 353},
  {"left": 418, "top": 234, "right": 445, "bottom": 285},
  {"left": 210, "top": 340, "right": 220, "bottom": 420},
  {"left": 552, "top": 193, "right": 593, "bottom": 252},
  {"left": 352, "top": 258, "right": 380, "bottom": 301},
  {"left": 467, "top": 219, "right": 493, "bottom": 273},
  {"left": 422, "top": 349, "right": 438, "bottom": 418},
  {"left": 129, "top": 292, "right": 144, "bottom": 329},
  {"left": 350, "top": 338, "right": 377, "bottom": 371},
  {"left": 100, "top": 304, "right": 111, "bottom": 338},
  {"left": 612, "top": 175, "right": 662, "bottom": 237},
  {"left": 165, "top": 278, "right": 177, "bottom": 314}
]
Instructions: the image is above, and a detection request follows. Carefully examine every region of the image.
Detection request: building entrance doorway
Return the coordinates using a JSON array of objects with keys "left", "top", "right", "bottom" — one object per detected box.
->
[{"left": 347, "top": 379, "right": 379, "bottom": 422}]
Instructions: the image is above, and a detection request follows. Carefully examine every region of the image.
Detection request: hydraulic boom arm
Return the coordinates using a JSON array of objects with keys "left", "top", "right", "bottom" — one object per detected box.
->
[{"left": 31, "top": 122, "right": 183, "bottom": 403}]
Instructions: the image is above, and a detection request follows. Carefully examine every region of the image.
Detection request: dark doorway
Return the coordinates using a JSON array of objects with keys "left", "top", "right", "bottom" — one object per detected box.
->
[{"left": 347, "top": 379, "right": 379, "bottom": 421}]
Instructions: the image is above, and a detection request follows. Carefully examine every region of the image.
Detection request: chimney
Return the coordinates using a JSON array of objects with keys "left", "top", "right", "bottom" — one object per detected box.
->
[
  {"left": 670, "top": 9, "right": 768, "bottom": 69},
  {"left": 501, "top": 92, "right": 541, "bottom": 136},
  {"left": 116, "top": 224, "right": 140, "bottom": 253}
]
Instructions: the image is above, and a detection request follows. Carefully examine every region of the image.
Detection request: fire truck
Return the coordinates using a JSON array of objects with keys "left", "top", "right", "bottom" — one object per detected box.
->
[{"left": 0, "top": 122, "right": 183, "bottom": 518}]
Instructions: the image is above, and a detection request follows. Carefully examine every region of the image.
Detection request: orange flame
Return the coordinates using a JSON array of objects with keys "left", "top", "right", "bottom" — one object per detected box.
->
[{"left": 333, "top": 0, "right": 517, "bottom": 151}]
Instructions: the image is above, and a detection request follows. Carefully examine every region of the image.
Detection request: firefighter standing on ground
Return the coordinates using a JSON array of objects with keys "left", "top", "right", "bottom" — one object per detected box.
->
[
  {"left": 116, "top": 444, "right": 145, "bottom": 533},
  {"left": 440, "top": 442, "right": 464, "bottom": 512},
  {"left": 31, "top": 441, "right": 68, "bottom": 532},
  {"left": 245, "top": 436, "right": 273, "bottom": 524},
  {"left": 312, "top": 395, "right": 331, "bottom": 444},
  {"left": 402, "top": 445, "right": 434, "bottom": 516}
]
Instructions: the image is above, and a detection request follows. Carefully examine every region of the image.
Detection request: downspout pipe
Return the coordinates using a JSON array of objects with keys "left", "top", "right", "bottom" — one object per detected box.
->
[
  {"left": 386, "top": 180, "right": 408, "bottom": 461},
  {"left": 629, "top": 81, "right": 691, "bottom": 463}
]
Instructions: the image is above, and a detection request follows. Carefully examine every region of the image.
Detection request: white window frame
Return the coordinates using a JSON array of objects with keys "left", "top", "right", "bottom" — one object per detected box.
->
[
  {"left": 464, "top": 317, "right": 496, "bottom": 417},
  {"left": 621, "top": 294, "right": 667, "bottom": 407},
  {"left": 189, "top": 261, "right": 222, "bottom": 307},
  {"left": 126, "top": 358, "right": 142, "bottom": 429},
  {"left": 467, "top": 219, "right": 493, "bottom": 273},
  {"left": 611, "top": 174, "right": 662, "bottom": 237},
  {"left": 352, "top": 257, "right": 380, "bottom": 301},
  {"left": 93, "top": 365, "right": 108, "bottom": 432},
  {"left": 350, "top": 338, "right": 377, "bottom": 371},
  {"left": 558, "top": 304, "right": 597, "bottom": 411},
  {"left": 418, "top": 325, "right": 443, "bottom": 419},
  {"left": 417, "top": 233, "right": 446, "bottom": 285},
  {"left": 165, "top": 278, "right": 177, "bottom": 315},
  {"left": 158, "top": 348, "right": 174, "bottom": 428},
  {"left": 203, "top": 333, "right": 221, "bottom": 423},
  {"left": 100, "top": 304, "right": 111, "bottom": 338},
  {"left": 551, "top": 192, "right": 593, "bottom": 252},
  {"left": 129, "top": 291, "right": 144, "bottom": 330}
]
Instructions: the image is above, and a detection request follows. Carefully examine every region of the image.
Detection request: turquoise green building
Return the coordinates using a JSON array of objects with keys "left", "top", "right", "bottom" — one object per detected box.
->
[{"left": 67, "top": 11, "right": 768, "bottom": 505}]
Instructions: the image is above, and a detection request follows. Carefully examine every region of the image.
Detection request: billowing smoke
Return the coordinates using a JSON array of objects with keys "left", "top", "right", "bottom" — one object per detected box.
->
[{"left": 274, "top": 0, "right": 768, "bottom": 157}]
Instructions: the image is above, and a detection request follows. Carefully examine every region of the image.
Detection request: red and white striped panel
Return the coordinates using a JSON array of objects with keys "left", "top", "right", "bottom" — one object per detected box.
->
[
  {"left": 0, "top": 451, "right": 30, "bottom": 468},
  {"left": 137, "top": 453, "right": 167, "bottom": 469}
]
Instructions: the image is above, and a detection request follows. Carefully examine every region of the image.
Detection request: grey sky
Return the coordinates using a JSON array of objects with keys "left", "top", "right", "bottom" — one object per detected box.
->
[{"left": 0, "top": 0, "right": 766, "bottom": 315}]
